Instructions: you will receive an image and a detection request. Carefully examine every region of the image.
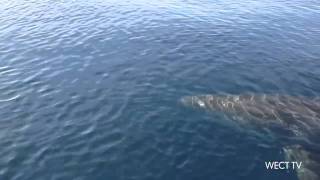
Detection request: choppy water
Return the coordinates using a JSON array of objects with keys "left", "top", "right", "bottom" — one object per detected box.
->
[{"left": 0, "top": 0, "right": 320, "bottom": 180}]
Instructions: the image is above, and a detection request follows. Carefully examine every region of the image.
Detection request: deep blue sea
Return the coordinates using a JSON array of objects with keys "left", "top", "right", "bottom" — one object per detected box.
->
[{"left": 0, "top": 0, "right": 320, "bottom": 180}]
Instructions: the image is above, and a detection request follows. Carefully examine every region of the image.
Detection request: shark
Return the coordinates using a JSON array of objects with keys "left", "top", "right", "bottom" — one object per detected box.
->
[{"left": 180, "top": 94, "right": 320, "bottom": 180}]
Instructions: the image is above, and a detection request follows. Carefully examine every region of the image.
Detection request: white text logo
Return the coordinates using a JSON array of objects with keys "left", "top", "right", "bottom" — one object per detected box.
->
[{"left": 265, "top": 161, "right": 302, "bottom": 170}]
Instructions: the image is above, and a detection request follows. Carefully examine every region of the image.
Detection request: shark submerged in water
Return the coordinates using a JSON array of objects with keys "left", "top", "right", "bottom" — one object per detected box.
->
[{"left": 180, "top": 94, "right": 320, "bottom": 180}]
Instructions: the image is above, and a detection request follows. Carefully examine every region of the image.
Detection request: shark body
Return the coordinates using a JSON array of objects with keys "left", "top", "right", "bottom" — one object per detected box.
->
[{"left": 181, "top": 94, "right": 320, "bottom": 180}]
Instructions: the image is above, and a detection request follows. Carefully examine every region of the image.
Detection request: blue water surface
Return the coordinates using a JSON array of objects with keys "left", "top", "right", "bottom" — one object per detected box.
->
[{"left": 0, "top": 0, "right": 320, "bottom": 179}]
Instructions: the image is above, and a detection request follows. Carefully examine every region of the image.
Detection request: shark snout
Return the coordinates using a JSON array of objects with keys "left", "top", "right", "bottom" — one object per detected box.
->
[
  {"left": 180, "top": 95, "right": 207, "bottom": 108},
  {"left": 180, "top": 96, "right": 193, "bottom": 107}
]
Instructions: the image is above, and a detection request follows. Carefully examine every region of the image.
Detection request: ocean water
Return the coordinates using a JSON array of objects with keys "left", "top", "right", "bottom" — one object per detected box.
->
[{"left": 0, "top": 0, "right": 320, "bottom": 180}]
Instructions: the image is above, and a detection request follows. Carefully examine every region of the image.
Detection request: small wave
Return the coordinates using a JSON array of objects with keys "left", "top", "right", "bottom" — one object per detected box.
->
[{"left": 0, "top": 94, "right": 21, "bottom": 102}]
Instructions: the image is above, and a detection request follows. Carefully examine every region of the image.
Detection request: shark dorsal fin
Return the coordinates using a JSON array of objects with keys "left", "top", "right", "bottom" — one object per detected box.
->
[{"left": 284, "top": 145, "right": 320, "bottom": 180}]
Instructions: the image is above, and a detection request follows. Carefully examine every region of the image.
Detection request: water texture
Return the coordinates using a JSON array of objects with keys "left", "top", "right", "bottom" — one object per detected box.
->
[{"left": 0, "top": 0, "right": 320, "bottom": 179}]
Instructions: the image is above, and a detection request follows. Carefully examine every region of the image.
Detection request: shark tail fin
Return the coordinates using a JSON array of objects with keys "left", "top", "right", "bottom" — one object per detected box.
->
[{"left": 283, "top": 145, "right": 320, "bottom": 180}]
